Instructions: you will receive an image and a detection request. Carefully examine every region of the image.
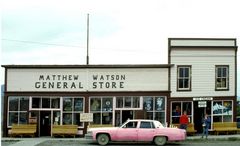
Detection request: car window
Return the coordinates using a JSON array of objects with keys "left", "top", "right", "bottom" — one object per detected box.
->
[
  {"left": 123, "top": 121, "right": 138, "bottom": 128},
  {"left": 140, "top": 121, "right": 155, "bottom": 129}
]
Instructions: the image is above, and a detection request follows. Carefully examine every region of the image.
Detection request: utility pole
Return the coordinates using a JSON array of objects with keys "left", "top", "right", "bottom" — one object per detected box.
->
[{"left": 86, "top": 14, "right": 89, "bottom": 65}]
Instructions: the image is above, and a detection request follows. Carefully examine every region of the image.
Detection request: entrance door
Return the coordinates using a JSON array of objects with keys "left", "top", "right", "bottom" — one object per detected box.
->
[
  {"left": 122, "top": 110, "right": 133, "bottom": 123},
  {"left": 40, "top": 111, "right": 51, "bottom": 136},
  {"left": 194, "top": 101, "right": 212, "bottom": 133}
]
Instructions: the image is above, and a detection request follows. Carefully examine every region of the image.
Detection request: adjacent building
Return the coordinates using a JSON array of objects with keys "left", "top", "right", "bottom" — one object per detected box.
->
[{"left": 1, "top": 38, "right": 238, "bottom": 137}]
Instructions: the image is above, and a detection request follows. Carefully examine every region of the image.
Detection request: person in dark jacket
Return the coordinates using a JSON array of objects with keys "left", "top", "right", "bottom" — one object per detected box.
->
[{"left": 201, "top": 113, "right": 211, "bottom": 139}]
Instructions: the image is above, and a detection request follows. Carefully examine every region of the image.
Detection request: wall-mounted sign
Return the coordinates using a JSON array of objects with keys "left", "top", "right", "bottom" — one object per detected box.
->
[
  {"left": 198, "top": 101, "right": 207, "bottom": 107},
  {"left": 193, "top": 97, "right": 213, "bottom": 101},
  {"left": 80, "top": 113, "right": 93, "bottom": 122},
  {"left": 7, "top": 68, "right": 168, "bottom": 92}
]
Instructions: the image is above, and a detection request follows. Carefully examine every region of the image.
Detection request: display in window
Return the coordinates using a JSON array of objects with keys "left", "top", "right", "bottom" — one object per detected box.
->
[
  {"left": 102, "top": 98, "right": 112, "bottom": 111},
  {"left": 63, "top": 98, "right": 72, "bottom": 111},
  {"left": 223, "top": 101, "right": 232, "bottom": 115},
  {"left": 63, "top": 113, "right": 72, "bottom": 124},
  {"left": 172, "top": 105, "right": 181, "bottom": 116},
  {"left": 156, "top": 97, "right": 164, "bottom": 111},
  {"left": 144, "top": 97, "right": 153, "bottom": 111},
  {"left": 213, "top": 102, "right": 224, "bottom": 114},
  {"left": 91, "top": 99, "right": 101, "bottom": 111},
  {"left": 74, "top": 98, "right": 83, "bottom": 111}
]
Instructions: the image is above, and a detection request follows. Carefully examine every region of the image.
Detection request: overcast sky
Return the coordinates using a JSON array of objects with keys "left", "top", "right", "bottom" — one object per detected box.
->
[{"left": 1, "top": 0, "right": 240, "bottom": 95}]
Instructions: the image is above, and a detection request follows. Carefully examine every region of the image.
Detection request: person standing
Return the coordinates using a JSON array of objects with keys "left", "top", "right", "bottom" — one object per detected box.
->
[
  {"left": 179, "top": 111, "right": 189, "bottom": 130},
  {"left": 202, "top": 113, "right": 211, "bottom": 139}
]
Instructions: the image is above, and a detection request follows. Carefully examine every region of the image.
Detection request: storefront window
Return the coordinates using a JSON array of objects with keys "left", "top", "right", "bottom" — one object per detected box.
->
[
  {"left": 53, "top": 111, "right": 60, "bottom": 125},
  {"left": 8, "top": 96, "right": 29, "bottom": 126},
  {"left": 171, "top": 101, "right": 192, "bottom": 124},
  {"left": 42, "top": 98, "right": 50, "bottom": 108},
  {"left": 116, "top": 97, "right": 123, "bottom": 108},
  {"left": 213, "top": 100, "right": 232, "bottom": 122},
  {"left": 63, "top": 98, "right": 72, "bottom": 111},
  {"left": 52, "top": 98, "right": 60, "bottom": 109},
  {"left": 144, "top": 96, "right": 166, "bottom": 124},
  {"left": 90, "top": 97, "right": 113, "bottom": 125},
  {"left": 62, "top": 97, "right": 84, "bottom": 127}
]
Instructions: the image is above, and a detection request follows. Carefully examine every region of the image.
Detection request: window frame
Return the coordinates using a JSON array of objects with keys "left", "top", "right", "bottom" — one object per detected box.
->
[
  {"left": 177, "top": 65, "right": 192, "bottom": 91},
  {"left": 215, "top": 65, "right": 229, "bottom": 91}
]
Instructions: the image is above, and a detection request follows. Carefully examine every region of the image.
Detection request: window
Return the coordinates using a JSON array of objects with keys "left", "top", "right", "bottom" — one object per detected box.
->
[
  {"left": 216, "top": 65, "right": 229, "bottom": 90},
  {"left": 123, "top": 121, "right": 138, "bottom": 128},
  {"left": 140, "top": 121, "right": 155, "bottom": 129},
  {"left": 90, "top": 97, "right": 113, "bottom": 125},
  {"left": 31, "top": 97, "right": 60, "bottom": 109},
  {"left": 8, "top": 97, "right": 29, "bottom": 126},
  {"left": 116, "top": 96, "right": 140, "bottom": 109},
  {"left": 143, "top": 96, "right": 166, "bottom": 124},
  {"left": 62, "top": 97, "right": 84, "bottom": 127},
  {"left": 177, "top": 66, "right": 191, "bottom": 91},
  {"left": 213, "top": 100, "right": 232, "bottom": 122},
  {"left": 171, "top": 102, "right": 192, "bottom": 124}
]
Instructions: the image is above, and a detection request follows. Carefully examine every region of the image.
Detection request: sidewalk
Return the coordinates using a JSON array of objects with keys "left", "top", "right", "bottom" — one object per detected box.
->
[{"left": 2, "top": 134, "right": 240, "bottom": 146}]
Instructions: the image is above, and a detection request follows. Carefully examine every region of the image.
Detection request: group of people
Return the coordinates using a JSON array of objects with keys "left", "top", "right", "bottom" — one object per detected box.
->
[{"left": 179, "top": 111, "right": 211, "bottom": 139}]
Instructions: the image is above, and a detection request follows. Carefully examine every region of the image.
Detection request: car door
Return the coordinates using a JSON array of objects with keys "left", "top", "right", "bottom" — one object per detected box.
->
[
  {"left": 115, "top": 121, "right": 138, "bottom": 141},
  {"left": 138, "top": 121, "right": 156, "bottom": 141}
]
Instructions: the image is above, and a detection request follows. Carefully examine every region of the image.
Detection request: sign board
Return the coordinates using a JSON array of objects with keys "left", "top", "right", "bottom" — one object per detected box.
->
[
  {"left": 193, "top": 97, "right": 213, "bottom": 101},
  {"left": 80, "top": 113, "right": 93, "bottom": 122},
  {"left": 198, "top": 101, "right": 207, "bottom": 107}
]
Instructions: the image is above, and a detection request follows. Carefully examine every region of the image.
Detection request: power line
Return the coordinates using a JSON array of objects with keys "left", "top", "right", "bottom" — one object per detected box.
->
[{"left": 2, "top": 38, "right": 83, "bottom": 48}]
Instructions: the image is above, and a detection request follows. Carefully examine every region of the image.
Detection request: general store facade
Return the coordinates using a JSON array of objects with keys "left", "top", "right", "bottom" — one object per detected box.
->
[{"left": 1, "top": 38, "right": 238, "bottom": 137}]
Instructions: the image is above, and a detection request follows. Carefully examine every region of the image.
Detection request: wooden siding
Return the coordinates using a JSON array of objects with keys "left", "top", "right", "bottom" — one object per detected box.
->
[{"left": 170, "top": 49, "right": 236, "bottom": 97}]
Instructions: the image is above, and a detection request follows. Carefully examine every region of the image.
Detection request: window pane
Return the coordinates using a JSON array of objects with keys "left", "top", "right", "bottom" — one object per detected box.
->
[
  {"left": 172, "top": 103, "right": 181, "bottom": 116},
  {"left": 32, "top": 98, "right": 41, "bottom": 108},
  {"left": 155, "top": 97, "right": 165, "bottom": 111},
  {"left": 90, "top": 98, "right": 101, "bottom": 111},
  {"left": 51, "top": 98, "right": 60, "bottom": 109},
  {"left": 53, "top": 111, "right": 60, "bottom": 125},
  {"left": 102, "top": 98, "right": 112, "bottom": 112},
  {"left": 179, "top": 79, "right": 184, "bottom": 88},
  {"left": 145, "top": 112, "right": 153, "bottom": 119},
  {"left": 179, "top": 68, "right": 184, "bottom": 77},
  {"left": 213, "top": 116, "right": 222, "bottom": 122},
  {"left": 183, "top": 79, "right": 189, "bottom": 88},
  {"left": 63, "top": 113, "right": 72, "bottom": 124},
  {"left": 63, "top": 98, "right": 72, "bottom": 111},
  {"left": 183, "top": 102, "right": 192, "bottom": 115},
  {"left": 74, "top": 98, "right": 83, "bottom": 111},
  {"left": 93, "top": 113, "right": 101, "bottom": 124},
  {"left": 133, "top": 97, "right": 140, "bottom": 108},
  {"left": 9, "top": 97, "right": 19, "bottom": 111},
  {"left": 213, "top": 101, "right": 223, "bottom": 114},
  {"left": 217, "top": 68, "right": 222, "bottom": 77},
  {"left": 20, "top": 97, "right": 29, "bottom": 111},
  {"left": 144, "top": 97, "right": 153, "bottom": 111},
  {"left": 42, "top": 98, "right": 50, "bottom": 108},
  {"left": 184, "top": 68, "right": 189, "bottom": 77},
  {"left": 9, "top": 112, "right": 18, "bottom": 126},
  {"left": 222, "top": 67, "right": 227, "bottom": 77},
  {"left": 124, "top": 97, "right": 131, "bottom": 108},
  {"left": 116, "top": 97, "right": 123, "bottom": 108},
  {"left": 223, "top": 115, "right": 232, "bottom": 122},
  {"left": 155, "top": 112, "right": 165, "bottom": 124},
  {"left": 73, "top": 113, "right": 81, "bottom": 125},
  {"left": 223, "top": 101, "right": 232, "bottom": 115},
  {"left": 19, "top": 112, "right": 28, "bottom": 124},
  {"left": 140, "top": 122, "right": 151, "bottom": 128},
  {"left": 102, "top": 113, "right": 112, "bottom": 124}
]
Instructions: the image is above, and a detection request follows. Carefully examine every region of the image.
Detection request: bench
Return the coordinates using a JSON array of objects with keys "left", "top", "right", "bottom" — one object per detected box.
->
[
  {"left": 52, "top": 125, "right": 78, "bottom": 138},
  {"left": 172, "top": 123, "right": 197, "bottom": 135},
  {"left": 213, "top": 122, "right": 238, "bottom": 135},
  {"left": 10, "top": 124, "right": 36, "bottom": 137}
]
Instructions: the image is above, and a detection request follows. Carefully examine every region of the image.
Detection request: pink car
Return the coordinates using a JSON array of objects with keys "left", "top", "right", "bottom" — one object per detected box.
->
[{"left": 85, "top": 119, "right": 186, "bottom": 145}]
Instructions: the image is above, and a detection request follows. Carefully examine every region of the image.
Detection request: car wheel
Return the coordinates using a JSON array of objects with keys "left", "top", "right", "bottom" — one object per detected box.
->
[
  {"left": 97, "top": 134, "right": 109, "bottom": 145},
  {"left": 154, "top": 136, "right": 167, "bottom": 146}
]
